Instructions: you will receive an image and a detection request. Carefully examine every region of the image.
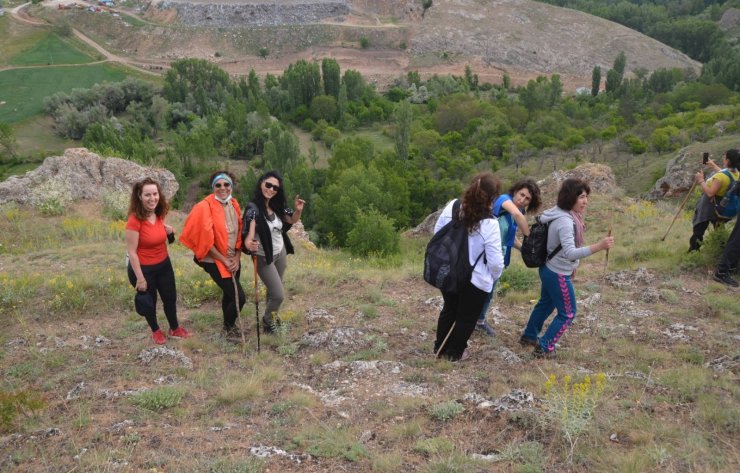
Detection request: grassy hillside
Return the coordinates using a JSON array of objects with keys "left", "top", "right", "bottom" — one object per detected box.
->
[
  {"left": 8, "top": 33, "right": 95, "bottom": 66},
  {"left": 0, "top": 191, "right": 737, "bottom": 472},
  {"left": 0, "top": 64, "right": 130, "bottom": 124}
]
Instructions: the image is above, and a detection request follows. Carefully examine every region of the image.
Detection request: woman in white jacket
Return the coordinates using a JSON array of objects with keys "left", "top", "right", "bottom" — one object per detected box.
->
[{"left": 433, "top": 172, "right": 505, "bottom": 362}]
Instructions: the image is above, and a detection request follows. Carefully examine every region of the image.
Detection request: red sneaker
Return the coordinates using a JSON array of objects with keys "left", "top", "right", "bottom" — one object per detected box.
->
[
  {"left": 152, "top": 329, "right": 166, "bottom": 345},
  {"left": 169, "top": 327, "right": 191, "bottom": 339}
]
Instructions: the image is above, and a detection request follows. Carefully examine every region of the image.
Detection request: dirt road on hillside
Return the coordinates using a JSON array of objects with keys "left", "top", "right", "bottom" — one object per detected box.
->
[{"left": 7, "top": 2, "right": 167, "bottom": 77}]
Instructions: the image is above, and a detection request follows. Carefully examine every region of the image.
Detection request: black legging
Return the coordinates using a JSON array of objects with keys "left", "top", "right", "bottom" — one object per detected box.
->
[
  {"left": 128, "top": 257, "right": 178, "bottom": 332},
  {"left": 434, "top": 279, "right": 488, "bottom": 360},
  {"left": 199, "top": 261, "right": 246, "bottom": 330},
  {"left": 717, "top": 221, "right": 740, "bottom": 274}
]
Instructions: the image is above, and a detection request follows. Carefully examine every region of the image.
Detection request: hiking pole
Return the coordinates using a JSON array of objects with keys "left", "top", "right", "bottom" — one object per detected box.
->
[
  {"left": 661, "top": 181, "right": 697, "bottom": 241},
  {"left": 252, "top": 253, "right": 261, "bottom": 352},
  {"left": 435, "top": 321, "right": 455, "bottom": 358},
  {"left": 231, "top": 273, "right": 247, "bottom": 354},
  {"left": 604, "top": 222, "right": 613, "bottom": 275}
]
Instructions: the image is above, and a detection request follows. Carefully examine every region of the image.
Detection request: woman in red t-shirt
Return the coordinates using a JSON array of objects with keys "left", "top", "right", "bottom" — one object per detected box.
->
[{"left": 126, "top": 178, "right": 190, "bottom": 344}]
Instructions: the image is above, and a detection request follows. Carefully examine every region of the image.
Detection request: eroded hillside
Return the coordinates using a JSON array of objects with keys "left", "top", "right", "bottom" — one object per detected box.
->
[{"left": 30, "top": 0, "right": 700, "bottom": 89}]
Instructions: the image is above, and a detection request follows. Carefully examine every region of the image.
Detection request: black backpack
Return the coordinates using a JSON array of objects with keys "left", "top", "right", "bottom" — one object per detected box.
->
[
  {"left": 423, "top": 200, "right": 485, "bottom": 293},
  {"left": 520, "top": 216, "right": 562, "bottom": 268}
]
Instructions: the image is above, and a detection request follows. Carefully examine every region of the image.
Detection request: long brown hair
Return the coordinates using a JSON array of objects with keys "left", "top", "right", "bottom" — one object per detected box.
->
[
  {"left": 461, "top": 172, "right": 501, "bottom": 233},
  {"left": 128, "top": 178, "right": 169, "bottom": 220}
]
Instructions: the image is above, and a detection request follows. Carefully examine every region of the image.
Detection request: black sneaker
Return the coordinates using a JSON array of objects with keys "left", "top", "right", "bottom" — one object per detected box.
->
[
  {"left": 713, "top": 272, "right": 739, "bottom": 287},
  {"left": 519, "top": 335, "right": 538, "bottom": 347},
  {"left": 532, "top": 345, "right": 555, "bottom": 359}
]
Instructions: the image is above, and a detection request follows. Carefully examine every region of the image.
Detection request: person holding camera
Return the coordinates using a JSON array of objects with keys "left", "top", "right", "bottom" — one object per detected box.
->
[
  {"left": 180, "top": 171, "right": 245, "bottom": 337},
  {"left": 688, "top": 149, "right": 739, "bottom": 252},
  {"left": 126, "top": 178, "right": 189, "bottom": 344}
]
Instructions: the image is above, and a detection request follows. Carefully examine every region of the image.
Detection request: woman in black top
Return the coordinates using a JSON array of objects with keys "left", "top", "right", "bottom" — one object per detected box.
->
[{"left": 242, "top": 171, "right": 305, "bottom": 333}]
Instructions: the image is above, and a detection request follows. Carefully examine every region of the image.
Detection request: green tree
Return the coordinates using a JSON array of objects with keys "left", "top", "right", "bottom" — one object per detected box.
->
[
  {"left": 263, "top": 123, "right": 301, "bottom": 174},
  {"left": 283, "top": 60, "right": 323, "bottom": 110},
  {"left": 322, "top": 58, "right": 341, "bottom": 99},
  {"left": 162, "top": 59, "right": 231, "bottom": 116},
  {"left": 342, "top": 70, "right": 366, "bottom": 102},
  {"left": 519, "top": 76, "right": 552, "bottom": 112},
  {"left": 346, "top": 208, "right": 400, "bottom": 257},
  {"left": 434, "top": 93, "right": 484, "bottom": 134},
  {"left": 310, "top": 95, "right": 339, "bottom": 123},
  {"left": 337, "top": 84, "right": 349, "bottom": 124},
  {"left": 591, "top": 66, "right": 601, "bottom": 97},
  {"left": 549, "top": 74, "right": 563, "bottom": 106},
  {"left": 0, "top": 123, "right": 17, "bottom": 159},
  {"left": 605, "top": 52, "right": 626, "bottom": 94},
  {"left": 394, "top": 101, "right": 413, "bottom": 162}
]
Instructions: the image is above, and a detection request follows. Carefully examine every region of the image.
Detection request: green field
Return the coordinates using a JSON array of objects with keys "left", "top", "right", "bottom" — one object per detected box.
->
[
  {"left": 0, "top": 64, "right": 129, "bottom": 123},
  {"left": 0, "top": 15, "right": 48, "bottom": 66},
  {"left": 9, "top": 33, "right": 94, "bottom": 66}
]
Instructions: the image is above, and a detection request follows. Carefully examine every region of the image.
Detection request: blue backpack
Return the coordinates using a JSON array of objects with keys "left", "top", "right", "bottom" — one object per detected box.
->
[{"left": 714, "top": 170, "right": 739, "bottom": 220}]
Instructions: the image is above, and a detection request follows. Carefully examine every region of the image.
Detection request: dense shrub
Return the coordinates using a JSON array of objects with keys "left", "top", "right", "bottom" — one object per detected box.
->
[{"left": 346, "top": 208, "right": 400, "bottom": 257}]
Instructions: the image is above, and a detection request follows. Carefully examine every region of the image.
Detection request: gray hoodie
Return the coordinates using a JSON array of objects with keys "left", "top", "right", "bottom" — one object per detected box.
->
[{"left": 539, "top": 207, "right": 593, "bottom": 275}]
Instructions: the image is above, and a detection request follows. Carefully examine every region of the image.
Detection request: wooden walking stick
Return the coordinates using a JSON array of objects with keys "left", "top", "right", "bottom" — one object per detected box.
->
[
  {"left": 604, "top": 222, "right": 613, "bottom": 275},
  {"left": 435, "top": 322, "right": 456, "bottom": 358},
  {"left": 231, "top": 274, "right": 247, "bottom": 354},
  {"left": 661, "top": 181, "right": 698, "bottom": 241},
  {"left": 252, "top": 254, "right": 261, "bottom": 352}
]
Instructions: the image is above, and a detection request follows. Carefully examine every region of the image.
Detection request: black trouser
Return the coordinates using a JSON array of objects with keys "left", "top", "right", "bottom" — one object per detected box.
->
[
  {"left": 689, "top": 218, "right": 729, "bottom": 251},
  {"left": 199, "top": 261, "right": 246, "bottom": 330},
  {"left": 434, "top": 279, "right": 488, "bottom": 360},
  {"left": 128, "top": 257, "right": 178, "bottom": 332},
  {"left": 717, "top": 222, "right": 740, "bottom": 274},
  {"left": 689, "top": 220, "right": 713, "bottom": 251}
]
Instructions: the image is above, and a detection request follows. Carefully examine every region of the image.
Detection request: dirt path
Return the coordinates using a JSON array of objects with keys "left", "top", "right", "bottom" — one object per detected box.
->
[
  {"left": 10, "top": 2, "right": 47, "bottom": 26},
  {"left": 7, "top": 2, "right": 167, "bottom": 77}
]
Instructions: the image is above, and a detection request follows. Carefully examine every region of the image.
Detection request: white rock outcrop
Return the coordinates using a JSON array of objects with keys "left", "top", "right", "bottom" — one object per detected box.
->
[{"left": 0, "top": 148, "right": 178, "bottom": 206}]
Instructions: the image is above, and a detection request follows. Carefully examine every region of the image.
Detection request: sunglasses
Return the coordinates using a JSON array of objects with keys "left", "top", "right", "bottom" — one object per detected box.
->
[
  {"left": 264, "top": 182, "right": 280, "bottom": 191},
  {"left": 214, "top": 182, "right": 231, "bottom": 189}
]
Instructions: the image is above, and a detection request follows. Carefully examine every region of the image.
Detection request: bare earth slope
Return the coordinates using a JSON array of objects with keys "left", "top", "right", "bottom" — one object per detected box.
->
[{"left": 31, "top": 0, "right": 700, "bottom": 89}]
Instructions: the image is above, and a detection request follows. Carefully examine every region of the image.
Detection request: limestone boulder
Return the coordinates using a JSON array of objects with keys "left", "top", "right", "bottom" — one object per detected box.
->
[
  {"left": 0, "top": 148, "right": 178, "bottom": 206},
  {"left": 648, "top": 147, "right": 695, "bottom": 199}
]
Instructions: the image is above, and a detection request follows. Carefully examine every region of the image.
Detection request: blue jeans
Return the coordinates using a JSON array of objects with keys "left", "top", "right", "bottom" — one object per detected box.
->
[
  {"left": 477, "top": 280, "right": 498, "bottom": 322},
  {"left": 522, "top": 265, "right": 576, "bottom": 353}
]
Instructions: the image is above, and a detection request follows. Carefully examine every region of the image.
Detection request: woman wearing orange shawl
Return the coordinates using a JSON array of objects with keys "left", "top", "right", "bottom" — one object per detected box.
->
[{"left": 180, "top": 171, "right": 245, "bottom": 335}]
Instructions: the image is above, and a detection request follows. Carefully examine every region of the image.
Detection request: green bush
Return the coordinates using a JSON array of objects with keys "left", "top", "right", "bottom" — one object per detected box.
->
[
  {"left": 428, "top": 400, "right": 464, "bottom": 422},
  {"left": 0, "top": 390, "right": 46, "bottom": 433},
  {"left": 346, "top": 209, "right": 400, "bottom": 257},
  {"left": 130, "top": 387, "right": 184, "bottom": 411},
  {"left": 498, "top": 264, "right": 539, "bottom": 296}
]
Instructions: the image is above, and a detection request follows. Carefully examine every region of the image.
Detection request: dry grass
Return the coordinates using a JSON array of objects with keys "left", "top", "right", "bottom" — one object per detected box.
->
[{"left": 0, "top": 194, "right": 738, "bottom": 472}]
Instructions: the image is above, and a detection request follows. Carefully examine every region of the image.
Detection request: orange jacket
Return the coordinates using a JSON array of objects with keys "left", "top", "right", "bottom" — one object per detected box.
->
[{"left": 180, "top": 194, "right": 243, "bottom": 278}]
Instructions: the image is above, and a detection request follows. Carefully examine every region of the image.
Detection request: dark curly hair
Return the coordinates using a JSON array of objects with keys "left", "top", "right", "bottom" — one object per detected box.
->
[
  {"left": 557, "top": 178, "right": 591, "bottom": 211},
  {"left": 128, "top": 177, "right": 168, "bottom": 221},
  {"left": 508, "top": 178, "right": 542, "bottom": 213},
  {"left": 252, "top": 170, "right": 287, "bottom": 217},
  {"left": 461, "top": 172, "right": 501, "bottom": 233}
]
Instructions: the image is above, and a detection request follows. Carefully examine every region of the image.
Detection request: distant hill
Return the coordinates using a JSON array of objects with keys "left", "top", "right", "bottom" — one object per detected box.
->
[{"left": 35, "top": 0, "right": 700, "bottom": 89}]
